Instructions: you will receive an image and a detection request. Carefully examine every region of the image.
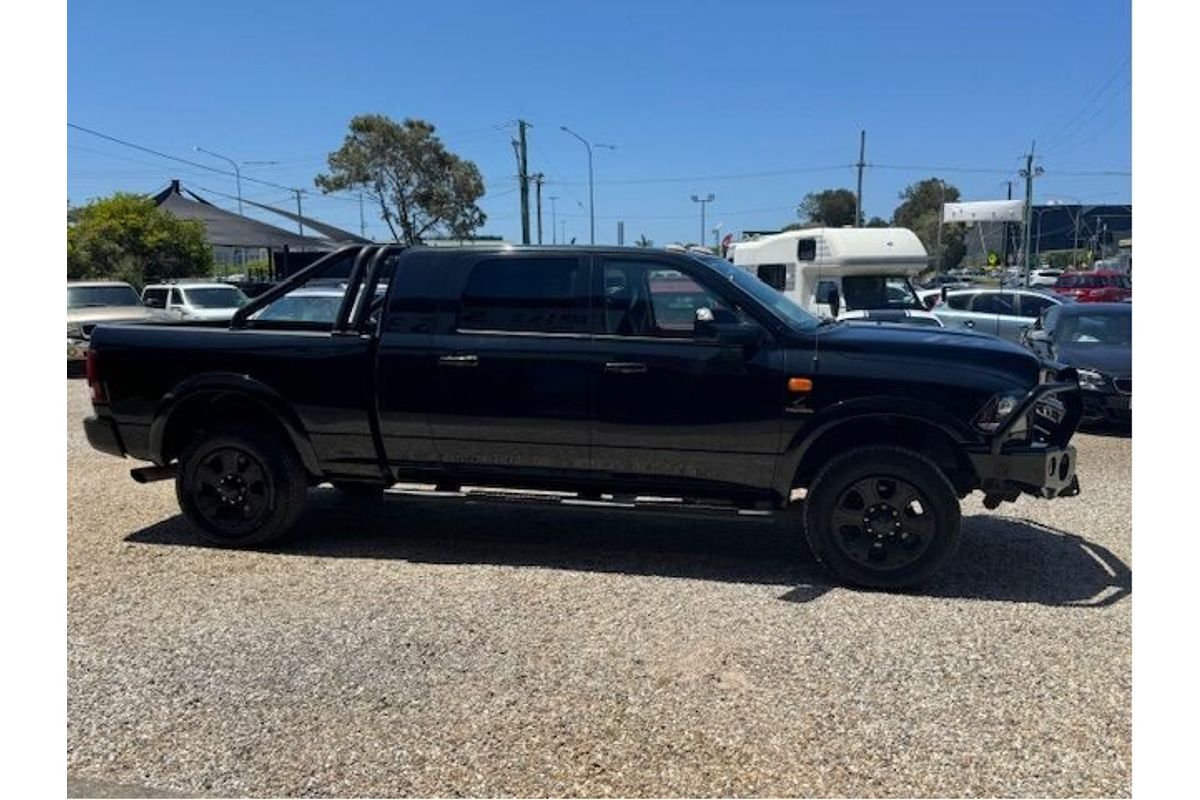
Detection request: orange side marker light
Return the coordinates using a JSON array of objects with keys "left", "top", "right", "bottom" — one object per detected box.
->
[{"left": 788, "top": 377, "right": 813, "bottom": 393}]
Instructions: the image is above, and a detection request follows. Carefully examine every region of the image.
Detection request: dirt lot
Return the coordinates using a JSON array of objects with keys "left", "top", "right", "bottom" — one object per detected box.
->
[{"left": 66, "top": 378, "right": 1131, "bottom": 797}]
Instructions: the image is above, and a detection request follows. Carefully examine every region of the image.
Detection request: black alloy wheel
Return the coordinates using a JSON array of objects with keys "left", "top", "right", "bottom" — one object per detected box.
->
[{"left": 803, "top": 446, "right": 961, "bottom": 589}]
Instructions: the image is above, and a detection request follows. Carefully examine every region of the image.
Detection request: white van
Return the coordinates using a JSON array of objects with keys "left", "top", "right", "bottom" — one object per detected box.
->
[
  {"left": 141, "top": 282, "right": 249, "bottom": 321},
  {"left": 728, "top": 227, "right": 941, "bottom": 326}
]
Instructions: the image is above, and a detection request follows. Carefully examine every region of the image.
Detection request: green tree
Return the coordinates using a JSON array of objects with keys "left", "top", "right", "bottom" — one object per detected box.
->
[
  {"left": 893, "top": 178, "right": 965, "bottom": 270},
  {"left": 865, "top": 215, "right": 890, "bottom": 228},
  {"left": 66, "top": 193, "right": 212, "bottom": 286},
  {"left": 316, "top": 115, "right": 486, "bottom": 244},
  {"left": 635, "top": 234, "right": 653, "bottom": 247},
  {"left": 798, "top": 188, "right": 859, "bottom": 227}
]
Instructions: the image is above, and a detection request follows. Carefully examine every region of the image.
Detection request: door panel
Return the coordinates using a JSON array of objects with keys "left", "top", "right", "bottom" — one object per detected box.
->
[
  {"left": 589, "top": 257, "right": 785, "bottom": 490},
  {"left": 423, "top": 255, "right": 593, "bottom": 472}
]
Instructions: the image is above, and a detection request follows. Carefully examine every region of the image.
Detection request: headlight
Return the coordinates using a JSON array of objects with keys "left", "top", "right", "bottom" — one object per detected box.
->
[
  {"left": 975, "top": 390, "right": 1025, "bottom": 433},
  {"left": 67, "top": 321, "right": 84, "bottom": 339},
  {"left": 1076, "top": 368, "right": 1108, "bottom": 391}
]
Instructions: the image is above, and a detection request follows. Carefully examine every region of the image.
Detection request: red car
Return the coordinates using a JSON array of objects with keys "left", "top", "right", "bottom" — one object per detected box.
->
[{"left": 1052, "top": 270, "right": 1132, "bottom": 303}]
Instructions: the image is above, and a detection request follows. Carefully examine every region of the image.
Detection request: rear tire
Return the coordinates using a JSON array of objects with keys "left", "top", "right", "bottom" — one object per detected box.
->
[
  {"left": 176, "top": 426, "right": 308, "bottom": 547},
  {"left": 803, "top": 446, "right": 960, "bottom": 589}
]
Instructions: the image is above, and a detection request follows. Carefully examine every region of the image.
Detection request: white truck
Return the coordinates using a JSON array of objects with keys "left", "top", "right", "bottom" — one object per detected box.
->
[{"left": 728, "top": 227, "right": 941, "bottom": 326}]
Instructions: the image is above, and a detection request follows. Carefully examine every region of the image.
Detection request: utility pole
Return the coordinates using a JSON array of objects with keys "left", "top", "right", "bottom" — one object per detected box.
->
[
  {"left": 358, "top": 192, "right": 366, "bottom": 239},
  {"left": 1001, "top": 180, "right": 1013, "bottom": 266},
  {"left": 617, "top": 220, "right": 625, "bottom": 246},
  {"left": 548, "top": 195, "right": 559, "bottom": 244},
  {"left": 532, "top": 173, "right": 544, "bottom": 245},
  {"left": 935, "top": 179, "right": 946, "bottom": 272},
  {"left": 1019, "top": 141, "right": 1044, "bottom": 287},
  {"left": 691, "top": 193, "right": 714, "bottom": 246},
  {"left": 517, "top": 120, "right": 531, "bottom": 245},
  {"left": 854, "top": 130, "right": 866, "bottom": 227},
  {"left": 294, "top": 189, "right": 305, "bottom": 240}
]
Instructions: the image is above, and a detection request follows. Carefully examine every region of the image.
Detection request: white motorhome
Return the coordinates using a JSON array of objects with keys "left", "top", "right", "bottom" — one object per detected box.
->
[{"left": 728, "top": 227, "right": 941, "bottom": 326}]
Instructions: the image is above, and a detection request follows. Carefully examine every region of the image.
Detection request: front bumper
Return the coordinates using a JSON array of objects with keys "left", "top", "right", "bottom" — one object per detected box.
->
[{"left": 968, "top": 444, "right": 1080, "bottom": 499}]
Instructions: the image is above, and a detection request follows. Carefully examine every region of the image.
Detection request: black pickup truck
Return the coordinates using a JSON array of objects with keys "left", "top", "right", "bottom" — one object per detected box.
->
[{"left": 83, "top": 244, "right": 1081, "bottom": 588}]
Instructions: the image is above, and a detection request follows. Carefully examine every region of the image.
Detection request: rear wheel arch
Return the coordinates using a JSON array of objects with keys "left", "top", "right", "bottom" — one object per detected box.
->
[{"left": 152, "top": 382, "right": 320, "bottom": 478}]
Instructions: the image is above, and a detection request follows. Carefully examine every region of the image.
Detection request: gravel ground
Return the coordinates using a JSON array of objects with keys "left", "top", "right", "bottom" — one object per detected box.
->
[{"left": 67, "top": 378, "right": 1131, "bottom": 797}]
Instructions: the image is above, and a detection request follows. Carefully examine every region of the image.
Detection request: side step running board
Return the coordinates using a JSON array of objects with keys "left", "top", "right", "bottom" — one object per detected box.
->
[{"left": 376, "top": 484, "right": 778, "bottom": 521}]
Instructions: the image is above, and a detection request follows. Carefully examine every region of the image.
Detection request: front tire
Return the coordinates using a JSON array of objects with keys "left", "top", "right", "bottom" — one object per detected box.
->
[
  {"left": 803, "top": 446, "right": 961, "bottom": 589},
  {"left": 176, "top": 426, "right": 308, "bottom": 547}
]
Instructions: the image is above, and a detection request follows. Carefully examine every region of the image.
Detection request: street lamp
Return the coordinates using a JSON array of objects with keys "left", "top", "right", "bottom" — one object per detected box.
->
[
  {"left": 194, "top": 146, "right": 243, "bottom": 216},
  {"left": 560, "top": 126, "right": 615, "bottom": 244},
  {"left": 691, "top": 193, "right": 715, "bottom": 247}
]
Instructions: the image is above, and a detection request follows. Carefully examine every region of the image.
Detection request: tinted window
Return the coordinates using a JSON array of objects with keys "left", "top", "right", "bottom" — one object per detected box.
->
[
  {"left": 797, "top": 239, "right": 817, "bottom": 261},
  {"left": 972, "top": 292, "right": 1017, "bottom": 315},
  {"left": 458, "top": 257, "right": 587, "bottom": 333},
  {"left": 756, "top": 263, "right": 787, "bottom": 291},
  {"left": 67, "top": 285, "right": 141, "bottom": 308},
  {"left": 142, "top": 288, "right": 168, "bottom": 309},
  {"left": 1019, "top": 294, "right": 1056, "bottom": 319},
  {"left": 946, "top": 292, "right": 974, "bottom": 310},
  {"left": 815, "top": 280, "right": 839, "bottom": 304},
  {"left": 842, "top": 276, "right": 920, "bottom": 310},
  {"left": 180, "top": 287, "right": 247, "bottom": 308}
]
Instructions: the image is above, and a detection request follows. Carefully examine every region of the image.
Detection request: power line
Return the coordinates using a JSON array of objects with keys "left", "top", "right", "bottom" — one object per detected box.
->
[
  {"left": 1046, "top": 79, "right": 1132, "bottom": 154},
  {"left": 1041, "top": 54, "right": 1131, "bottom": 153},
  {"left": 547, "top": 163, "right": 853, "bottom": 186},
  {"left": 68, "top": 122, "right": 376, "bottom": 206}
]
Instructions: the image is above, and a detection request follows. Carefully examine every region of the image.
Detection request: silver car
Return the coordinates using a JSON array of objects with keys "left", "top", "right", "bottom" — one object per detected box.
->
[
  {"left": 933, "top": 288, "right": 1070, "bottom": 343},
  {"left": 67, "top": 281, "right": 166, "bottom": 362}
]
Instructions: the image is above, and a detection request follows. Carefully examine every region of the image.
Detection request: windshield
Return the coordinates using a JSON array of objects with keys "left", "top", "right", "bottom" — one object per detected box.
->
[
  {"left": 1055, "top": 311, "right": 1131, "bottom": 346},
  {"left": 842, "top": 276, "right": 922, "bottom": 311},
  {"left": 181, "top": 286, "right": 248, "bottom": 309},
  {"left": 67, "top": 285, "right": 141, "bottom": 308},
  {"left": 690, "top": 254, "right": 819, "bottom": 331}
]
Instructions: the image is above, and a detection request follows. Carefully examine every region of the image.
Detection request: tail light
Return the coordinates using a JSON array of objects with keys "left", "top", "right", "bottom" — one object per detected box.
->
[{"left": 85, "top": 348, "right": 107, "bottom": 404}]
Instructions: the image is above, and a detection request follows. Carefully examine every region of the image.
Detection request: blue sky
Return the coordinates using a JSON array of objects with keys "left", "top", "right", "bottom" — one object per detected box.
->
[{"left": 67, "top": 0, "right": 1131, "bottom": 246}]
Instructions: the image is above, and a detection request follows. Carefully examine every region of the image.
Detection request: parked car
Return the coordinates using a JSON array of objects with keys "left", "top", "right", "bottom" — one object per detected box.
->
[
  {"left": 1052, "top": 270, "right": 1131, "bottom": 302},
  {"left": 1022, "top": 302, "right": 1130, "bottom": 425},
  {"left": 82, "top": 244, "right": 1082, "bottom": 589},
  {"left": 142, "top": 282, "right": 249, "bottom": 321},
  {"left": 932, "top": 288, "right": 1072, "bottom": 343},
  {"left": 67, "top": 280, "right": 165, "bottom": 363},
  {"left": 1028, "top": 268, "right": 1063, "bottom": 288}
]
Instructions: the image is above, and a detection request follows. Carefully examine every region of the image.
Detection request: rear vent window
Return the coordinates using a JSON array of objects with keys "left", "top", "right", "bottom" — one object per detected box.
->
[{"left": 797, "top": 239, "right": 817, "bottom": 261}]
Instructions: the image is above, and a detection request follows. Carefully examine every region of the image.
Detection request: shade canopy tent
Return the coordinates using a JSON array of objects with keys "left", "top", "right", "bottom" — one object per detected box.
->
[{"left": 150, "top": 179, "right": 356, "bottom": 250}]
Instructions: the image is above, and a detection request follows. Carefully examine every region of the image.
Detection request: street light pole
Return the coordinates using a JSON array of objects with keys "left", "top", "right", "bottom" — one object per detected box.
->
[
  {"left": 548, "top": 195, "right": 559, "bottom": 244},
  {"left": 195, "top": 146, "right": 243, "bottom": 215},
  {"left": 561, "top": 126, "right": 615, "bottom": 245},
  {"left": 691, "top": 194, "right": 714, "bottom": 246}
]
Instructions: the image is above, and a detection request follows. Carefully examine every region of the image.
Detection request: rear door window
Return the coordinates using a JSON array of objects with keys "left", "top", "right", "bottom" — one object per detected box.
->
[
  {"left": 971, "top": 292, "right": 1018, "bottom": 315},
  {"left": 457, "top": 257, "right": 588, "bottom": 334}
]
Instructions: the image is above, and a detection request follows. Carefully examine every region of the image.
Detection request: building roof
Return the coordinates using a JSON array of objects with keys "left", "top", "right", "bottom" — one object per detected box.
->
[{"left": 150, "top": 180, "right": 335, "bottom": 250}]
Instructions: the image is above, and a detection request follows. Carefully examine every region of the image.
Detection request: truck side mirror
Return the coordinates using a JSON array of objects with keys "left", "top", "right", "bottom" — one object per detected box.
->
[{"left": 828, "top": 287, "right": 841, "bottom": 318}]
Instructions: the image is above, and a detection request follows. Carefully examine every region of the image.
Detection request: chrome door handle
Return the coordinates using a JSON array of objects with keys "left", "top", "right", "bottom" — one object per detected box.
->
[
  {"left": 604, "top": 361, "right": 647, "bottom": 374},
  {"left": 438, "top": 354, "right": 479, "bottom": 367},
  {"left": 963, "top": 320, "right": 975, "bottom": 328}
]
